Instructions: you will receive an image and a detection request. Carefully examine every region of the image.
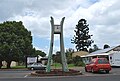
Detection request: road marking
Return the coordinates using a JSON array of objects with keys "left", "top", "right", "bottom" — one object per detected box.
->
[{"left": 24, "top": 75, "right": 28, "bottom": 78}]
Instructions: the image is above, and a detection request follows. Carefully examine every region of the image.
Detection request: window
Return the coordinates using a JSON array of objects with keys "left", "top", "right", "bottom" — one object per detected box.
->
[{"left": 98, "top": 59, "right": 108, "bottom": 64}]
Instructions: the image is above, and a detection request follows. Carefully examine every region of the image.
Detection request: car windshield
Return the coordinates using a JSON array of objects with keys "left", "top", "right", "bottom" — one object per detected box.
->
[{"left": 98, "top": 59, "right": 109, "bottom": 64}]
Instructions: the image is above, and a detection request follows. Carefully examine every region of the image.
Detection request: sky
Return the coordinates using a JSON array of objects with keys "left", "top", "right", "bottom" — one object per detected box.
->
[{"left": 0, "top": 0, "right": 120, "bottom": 54}]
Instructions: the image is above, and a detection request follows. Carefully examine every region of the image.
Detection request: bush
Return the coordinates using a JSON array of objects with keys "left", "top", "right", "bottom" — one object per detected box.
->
[
  {"left": 74, "top": 61, "right": 85, "bottom": 66},
  {"left": 73, "top": 56, "right": 85, "bottom": 66}
]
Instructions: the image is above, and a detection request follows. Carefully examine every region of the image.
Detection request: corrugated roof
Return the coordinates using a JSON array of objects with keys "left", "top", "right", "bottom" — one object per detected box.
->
[
  {"left": 90, "top": 46, "right": 116, "bottom": 54},
  {"left": 81, "top": 46, "right": 116, "bottom": 57},
  {"left": 81, "top": 53, "right": 110, "bottom": 57}
]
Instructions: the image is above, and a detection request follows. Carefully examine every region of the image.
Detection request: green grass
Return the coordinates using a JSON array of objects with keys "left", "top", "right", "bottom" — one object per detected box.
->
[
  {"left": 68, "top": 64, "right": 75, "bottom": 67},
  {"left": 52, "top": 63, "right": 75, "bottom": 68},
  {"left": 1, "top": 66, "right": 26, "bottom": 69},
  {"left": 11, "top": 66, "right": 26, "bottom": 69},
  {"left": 52, "top": 63, "right": 62, "bottom": 67}
]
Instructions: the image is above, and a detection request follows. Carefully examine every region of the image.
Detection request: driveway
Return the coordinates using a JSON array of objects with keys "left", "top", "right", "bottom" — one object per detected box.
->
[{"left": 70, "top": 67, "right": 120, "bottom": 76}]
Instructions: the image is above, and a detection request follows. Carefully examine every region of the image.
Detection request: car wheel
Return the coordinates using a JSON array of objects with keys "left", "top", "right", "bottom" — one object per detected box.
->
[
  {"left": 44, "top": 67, "right": 46, "bottom": 70},
  {"left": 31, "top": 67, "right": 34, "bottom": 70},
  {"left": 85, "top": 67, "right": 88, "bottom": 72},
  {"left": 106, "top": 70, "right": 109, "bottom": 73}
]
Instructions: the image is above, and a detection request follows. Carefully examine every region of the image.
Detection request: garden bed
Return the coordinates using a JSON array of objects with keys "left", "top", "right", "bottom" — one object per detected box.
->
[{"left": 31, "top": 69, "right": 82, "bottom": 76}]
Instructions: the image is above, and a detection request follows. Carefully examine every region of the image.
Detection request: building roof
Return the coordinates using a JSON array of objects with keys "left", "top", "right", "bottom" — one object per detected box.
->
[
  {"left": 91, "top": 46, "right": 116, "bottom": 54},
  {"left": 72, "top": 51, "right": 89, "bottom": 57},
  {"left": 81, "top": 45, "right": 120, "bottom": 57},
  {"left": 81, "top": 53, "right": 110, "bottom": 57}
]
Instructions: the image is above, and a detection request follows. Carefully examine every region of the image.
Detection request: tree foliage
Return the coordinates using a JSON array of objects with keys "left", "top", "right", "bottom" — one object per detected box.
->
[
  {"left": 72, "top": 56, "right": 85, "bottom": 66},
  {"left": 53, "top": 49, "right": 74, "bottom": 64},
  {"left": 89, "top": 44, "right": 100, "bottom": 53},
  {"left": 103, "top": 44, "right": 110, "bottom": 49},
  {"left": 71, "top": 19, "right": 94, "bottom": 52},
  {"left": 0, "top": 21, "right": 33, "bottom": 68},
  {"left": 52, "top": 51, "right": 61, "bottom": 63},
  {"left": 34, "top": 49, "right": 46, "bottom": 57},
  {"left": 65, "top": 48, "right": 74, "bottom": 64}
]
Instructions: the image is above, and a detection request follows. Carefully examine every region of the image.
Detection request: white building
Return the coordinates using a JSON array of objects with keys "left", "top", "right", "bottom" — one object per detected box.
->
[{"left": 81, "top": 45, "right": 120, "bottom": 66}]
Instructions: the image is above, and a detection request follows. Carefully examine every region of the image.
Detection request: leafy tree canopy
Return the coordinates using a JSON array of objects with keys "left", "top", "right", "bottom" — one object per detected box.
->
[
  {"left": 0, "top": 21, "right": 33, "bottom": 68},
  {"left": 33, "top": 48, "right": 46, "bottom": 57}
]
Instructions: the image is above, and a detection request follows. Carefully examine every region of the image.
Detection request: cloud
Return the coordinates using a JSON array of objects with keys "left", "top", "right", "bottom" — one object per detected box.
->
[
  {"left": 1, "top": 0, "right": 96, "bottom": 38},
  {"left": 0, "top": 0, "right": 120, "bottom": 52},
  {"left": 87, "top": 0, "right": 120, "bottom": 47}
]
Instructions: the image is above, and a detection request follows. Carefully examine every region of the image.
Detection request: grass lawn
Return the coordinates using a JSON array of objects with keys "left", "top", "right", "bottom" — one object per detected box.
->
[
  {"left": 11, "top": 66, "right": 26, "bottom": 69},
  {"left": 1, "top": 66, "right": 26, "bottom": 69},
  {"left": 1, "top": 63, "right": 80, "bottom": 69},
  {"left": 51, "top": 63, "right": 75, "bottom": 69}
]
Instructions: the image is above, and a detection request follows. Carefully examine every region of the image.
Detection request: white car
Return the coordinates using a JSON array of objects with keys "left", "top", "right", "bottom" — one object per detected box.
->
[{"left": 27, "top": 63, "right": 46, "bottom": 70}]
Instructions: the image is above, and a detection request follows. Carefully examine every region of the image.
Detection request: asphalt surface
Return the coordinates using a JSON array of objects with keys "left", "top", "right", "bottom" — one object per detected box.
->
[
  {"left": 0, "top": 69, "right": 32, "bottom": 78},
  {"left": 0, "top": 75, "right": 120, "bottom": 81},
  {"left": 0, "top": 67, "right": 120, "bottom": 81},
  {"left": 83, "top": 67, "right": 120, "bottom": 76}
]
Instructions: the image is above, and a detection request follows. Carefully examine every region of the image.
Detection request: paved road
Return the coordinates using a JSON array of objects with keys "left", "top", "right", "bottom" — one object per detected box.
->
[
  {"left": 0, "top": 75, "right": 120, "bottom": 81},
  {"left": 83, "top": 67, "right": 120, "bottom": 76},
  {"left": 0, "top": 70, "right": 32, "bottom": 78},
  {"left": 0, "top": 67, "right": 120, "bottom": 78},
  {"left": 0, "top": 67, "right": 120, "bottom": 81},
  {"left": 69, "top": 67, "right": 120, "bottom": 76}
]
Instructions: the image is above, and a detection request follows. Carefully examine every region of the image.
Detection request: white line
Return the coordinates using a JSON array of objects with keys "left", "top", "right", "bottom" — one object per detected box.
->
[{"left": 24, "top": 75, "right": 28, "bottom": 78}]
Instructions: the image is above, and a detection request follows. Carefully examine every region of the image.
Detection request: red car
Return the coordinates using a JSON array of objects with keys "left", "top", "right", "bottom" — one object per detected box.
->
[{"left": 85, "top": 58, "right": 111, "bottom": 73}]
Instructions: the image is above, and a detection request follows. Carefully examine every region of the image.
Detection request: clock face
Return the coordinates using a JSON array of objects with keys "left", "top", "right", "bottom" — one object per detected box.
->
[{"left": 54, "top": 25, "right": 61, "bottom": 34}]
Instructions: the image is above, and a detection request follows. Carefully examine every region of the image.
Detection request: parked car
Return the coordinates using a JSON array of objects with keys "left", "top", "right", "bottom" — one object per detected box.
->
[
  {"left": 85, "top": 58, "right": 111, "bottom": 73},
  {"left": 27, "top": 63, "right": 46, "bottom": 70}
]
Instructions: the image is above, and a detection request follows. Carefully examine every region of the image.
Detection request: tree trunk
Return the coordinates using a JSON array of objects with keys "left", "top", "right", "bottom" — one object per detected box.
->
[
  {"left": 0, "top": 60, "right": 2, "bottom": 69},
  {"left": 6, "top": 61, "right": 12, "bottom": 69}
]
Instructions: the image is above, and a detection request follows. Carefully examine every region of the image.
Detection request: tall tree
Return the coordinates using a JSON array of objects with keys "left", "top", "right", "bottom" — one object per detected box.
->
[
  {"left": 71, "top": 19, "right": 93, "bottom": 52},
  {"left": 30, "top": 48, "right": 46, "bottom": 57},
  {"left": 0, "top": 21, "right": 33, "bottom": 68},
  {"left": 104, "top": 44, "right": 110, "bottom": 49},
  {"left": 34, "top": 49, "right": 46, "bottom": 57}
]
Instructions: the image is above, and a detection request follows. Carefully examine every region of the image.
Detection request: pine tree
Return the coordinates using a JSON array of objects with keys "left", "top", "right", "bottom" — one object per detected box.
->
[{"left": 71, "top": 19, "right": 94, "bottom": 52}]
